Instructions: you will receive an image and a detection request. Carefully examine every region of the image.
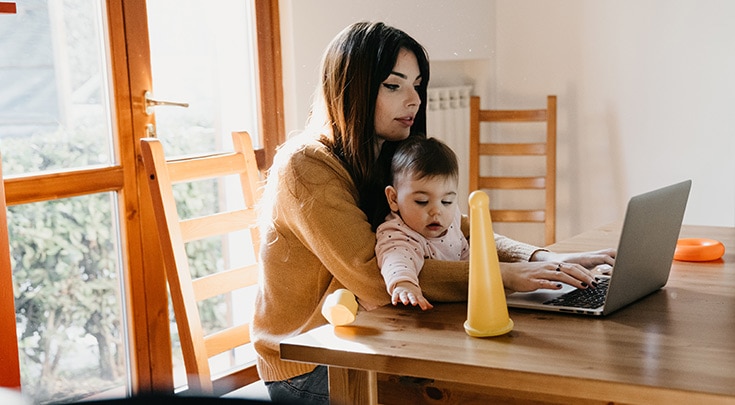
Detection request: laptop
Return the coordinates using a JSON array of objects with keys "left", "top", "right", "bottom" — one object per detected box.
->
[{"left": 505, "top": 179, "right": 692, "bottom": 316}]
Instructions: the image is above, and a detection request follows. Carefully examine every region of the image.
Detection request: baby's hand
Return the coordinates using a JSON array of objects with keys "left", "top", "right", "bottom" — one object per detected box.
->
[{"left": 392, "top": 281, "right": 433, "bottom": 310}]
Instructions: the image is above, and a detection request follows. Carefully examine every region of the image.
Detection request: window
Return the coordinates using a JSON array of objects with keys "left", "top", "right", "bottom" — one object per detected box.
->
[{"left": 0, "top": 0, "right": 282, "bottom": 401}]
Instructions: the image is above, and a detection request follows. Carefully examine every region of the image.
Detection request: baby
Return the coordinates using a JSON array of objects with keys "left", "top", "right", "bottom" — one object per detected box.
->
[{"left": 375, "top": 136, "right": 468, "bottom": 310}]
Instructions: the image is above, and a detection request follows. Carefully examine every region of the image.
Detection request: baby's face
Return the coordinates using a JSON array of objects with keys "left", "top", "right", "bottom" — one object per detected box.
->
[{"left": 387, "top": 173, "right": 458, "bottom": 239}]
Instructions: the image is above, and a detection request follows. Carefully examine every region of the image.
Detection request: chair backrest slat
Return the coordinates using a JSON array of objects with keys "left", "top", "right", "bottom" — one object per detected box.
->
[
  {"left": 193, "top": 264, "right": 258, "bottom": 302},
  {"left": 180, "top": 209, "right": 257, "bottom": 243},
  {"left": 167, "top": 153, "right": 246, "bottom": 183},
  {"left": 204, "top": 324, "right": 251, "bottom": 358}
]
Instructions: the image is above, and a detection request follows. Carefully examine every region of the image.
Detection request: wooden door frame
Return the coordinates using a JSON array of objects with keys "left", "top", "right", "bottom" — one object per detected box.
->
[
  {"left": 109, "top": 0, "right": 284, "bottom": 394},
  {"left": 254, "top": 0, "right": 286, "bottom": 169},
  {"left": 108, "top": 0, "right": 169, "bottom": 394},
  {"left": 0, "top": 154, "right": 20, "bottom": 389}
]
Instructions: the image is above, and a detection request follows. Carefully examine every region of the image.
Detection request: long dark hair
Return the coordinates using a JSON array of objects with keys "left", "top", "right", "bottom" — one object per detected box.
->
[{"left": 308, "top": 21, "right": 431, "bottom": 229}]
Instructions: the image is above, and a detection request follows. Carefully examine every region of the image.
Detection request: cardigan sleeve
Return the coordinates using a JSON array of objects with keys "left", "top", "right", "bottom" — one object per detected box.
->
[
  {"left": 275, "top": 146, "right": 392, "bottom": 310},
  {"left": 420, "top": 215, "right": 542, "bottom": 301},
  {"left": 460, "top": 214, "right": 539, "bottom": 262}
]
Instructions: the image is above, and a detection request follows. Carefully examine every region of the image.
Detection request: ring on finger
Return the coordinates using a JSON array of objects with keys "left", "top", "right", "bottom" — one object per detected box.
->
[{"left": 556, "top": 263, "right": 562, "bottom": 272}]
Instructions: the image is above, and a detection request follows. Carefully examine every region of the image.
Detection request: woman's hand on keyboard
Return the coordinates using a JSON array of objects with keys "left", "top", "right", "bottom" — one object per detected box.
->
[{"left": 500, "top": 261, "right": 598, "bottom": 293}]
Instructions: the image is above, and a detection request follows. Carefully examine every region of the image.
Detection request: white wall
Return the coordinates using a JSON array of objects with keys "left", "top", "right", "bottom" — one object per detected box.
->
[
  {"left": 281, "top": 0, "right": 735, "bottom": 244},
  {"left": 279, "top": 0, "right": 493, "bottom": 134},
  {"left": 492, "top": 0, "right": 735, "bottom": 242}
]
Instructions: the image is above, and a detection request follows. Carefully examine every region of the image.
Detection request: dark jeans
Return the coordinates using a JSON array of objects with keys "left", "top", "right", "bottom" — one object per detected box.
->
[{"left": 264, "top": 365, "right": 329, "bottom": 405}]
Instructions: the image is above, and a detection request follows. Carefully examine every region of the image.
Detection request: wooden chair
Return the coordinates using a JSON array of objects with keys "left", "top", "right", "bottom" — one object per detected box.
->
[
  {"left": 140, "top": 131, "right": 263, "bottom": 396},
  {"left": 469, "top": 95, "right": 557, "bottom": 245},
  {"left": 0, "top": 153, "right": 21, "bottom": 389}
]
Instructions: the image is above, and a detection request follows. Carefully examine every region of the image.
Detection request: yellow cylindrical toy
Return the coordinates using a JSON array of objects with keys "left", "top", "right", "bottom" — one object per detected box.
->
[
  {"left": 322, "top": 289, "right": 358, "bottom": 326},
  {"left": 464, "top": 191, "right": 514, "bottom": 337}
]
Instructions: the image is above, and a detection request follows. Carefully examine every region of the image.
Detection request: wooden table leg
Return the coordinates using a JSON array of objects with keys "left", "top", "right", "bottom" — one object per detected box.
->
[{"left": 328, "top": 366, "right": 377, "bottom": 405}]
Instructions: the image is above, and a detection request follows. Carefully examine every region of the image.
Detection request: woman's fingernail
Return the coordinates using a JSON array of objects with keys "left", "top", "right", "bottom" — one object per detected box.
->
[{"left": 581, "top": 282, "right": 588, "bottom": 288}]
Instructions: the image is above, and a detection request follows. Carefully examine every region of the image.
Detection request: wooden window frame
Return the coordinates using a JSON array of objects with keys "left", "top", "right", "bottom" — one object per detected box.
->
[{"left": 2, "top": 0, "right": 283, "bottom": 395}]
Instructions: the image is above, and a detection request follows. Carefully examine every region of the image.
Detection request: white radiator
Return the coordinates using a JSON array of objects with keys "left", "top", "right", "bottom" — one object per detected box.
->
[{"left": 426, "top": 85, "right": 472, "bottom": 213}]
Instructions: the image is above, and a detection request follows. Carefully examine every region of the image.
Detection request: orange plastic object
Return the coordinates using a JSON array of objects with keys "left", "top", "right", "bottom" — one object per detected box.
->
[
  {"left": 674, "top": 238, "right": 725, "bottom": 262},
  {"left": 0, "top": 3, "right": 17, "bottom": 14}
]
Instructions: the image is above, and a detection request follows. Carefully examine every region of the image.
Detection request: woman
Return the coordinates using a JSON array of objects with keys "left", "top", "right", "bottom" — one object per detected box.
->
[{"left": 252, "top": 21, "right": 615, "bottom": 404}]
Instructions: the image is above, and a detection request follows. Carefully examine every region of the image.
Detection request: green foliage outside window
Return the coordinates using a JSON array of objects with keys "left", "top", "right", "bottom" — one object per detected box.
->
[{"left": 3, "top": 125, "right": 224, "bottom": 403}]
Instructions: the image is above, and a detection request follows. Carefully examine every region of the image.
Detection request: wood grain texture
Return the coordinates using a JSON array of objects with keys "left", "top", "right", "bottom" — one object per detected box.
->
[{"left": 282, "top": 224, "right": 735, "bottom": 404}]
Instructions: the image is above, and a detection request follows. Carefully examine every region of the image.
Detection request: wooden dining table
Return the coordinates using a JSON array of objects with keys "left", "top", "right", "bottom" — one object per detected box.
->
[{"left": 280, "top": 224, "right": 735, "bottom": 404}]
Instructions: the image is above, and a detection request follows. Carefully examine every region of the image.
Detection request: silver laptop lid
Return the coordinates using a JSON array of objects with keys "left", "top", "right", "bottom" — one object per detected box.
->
[{"left": 602, "top": 179, "right": 691, "bottom": 315}]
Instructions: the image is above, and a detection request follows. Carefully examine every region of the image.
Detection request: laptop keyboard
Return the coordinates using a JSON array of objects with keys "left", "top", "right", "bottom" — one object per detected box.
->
[{"left": 544, "top": 278, "right": 610, "bottom": 309}]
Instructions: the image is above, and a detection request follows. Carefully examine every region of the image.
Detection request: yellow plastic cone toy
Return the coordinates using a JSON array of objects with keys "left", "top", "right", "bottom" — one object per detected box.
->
[
  {"left": 464, "top": 190, "right": 514, "bottom": 337},
  {"left": 322, "top": 289, "right": 358, "bottom": 326}
]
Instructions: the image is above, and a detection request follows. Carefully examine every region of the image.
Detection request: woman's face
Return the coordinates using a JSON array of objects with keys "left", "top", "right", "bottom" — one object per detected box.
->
[{"left": 374, "top": 48, "right": 422, "bottom": 143}]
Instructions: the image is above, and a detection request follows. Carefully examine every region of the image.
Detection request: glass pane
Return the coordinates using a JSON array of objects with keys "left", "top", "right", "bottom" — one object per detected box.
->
[
  {"left": 0, "top": 1, "right": 128, "bottom": 402},
  {"left": 147, "top": 0, "right": 259, "bottom": 157},
  {"left": 0, "top": 0, "right": 114, "bottom": 176},
  {"left": 9, "top": 193, "right": 127, "bottom": 403}
]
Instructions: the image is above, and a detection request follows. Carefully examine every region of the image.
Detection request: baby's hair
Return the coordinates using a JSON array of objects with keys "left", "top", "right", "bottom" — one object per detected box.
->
[{"left": 390, "top": 136, "right": 458, "bottom": 184}]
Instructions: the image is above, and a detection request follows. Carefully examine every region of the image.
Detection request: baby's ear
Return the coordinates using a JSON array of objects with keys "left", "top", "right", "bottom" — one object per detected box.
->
[{"left": 385, "top": 185, "right": 399, "bottom": 212}]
